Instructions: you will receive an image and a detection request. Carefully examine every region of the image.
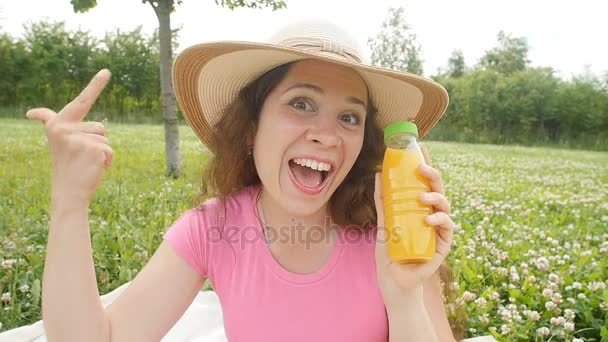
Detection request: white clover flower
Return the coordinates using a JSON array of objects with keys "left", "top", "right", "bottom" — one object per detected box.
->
[
  {"left": 19, "top": 284, "right": 29, "bottom": 293},
  {"left": 551, "top": 293, "right": 563, "bottom": 304},
  {"left": 537, "top": 327, "right": 550, "bottom": 336},
  {"left": 577, "top": 293, "right": 587, "bottom": 300},
  {"left": 587, "top": 281, "right": 606, "bottom": 291},
  {"left": 499, "top": 307, "right": 512, "bottom": 321},
  {"left": 600, "top": 241, "right": 608, "bottom": 253},
  {"left": 500, "top": 324, "right": 510, "bottom": 335},
  {"left": 488, "top": 291, "right": 500, "bottom": 301},
  {"left": 548, "top": 273, "right": 560, "bottom": 283},
  {"left": 528, "top": 276, "right": 537, "bottom": 283},
  {"left": 474, "top": 297, "right": 488, "bottom": 308},
  {"left": 550, "top": 316, "right": 566, "bottom": 326},
  {"left": 564, "top": 309, "right": 576, "bottom": 321},
  {"left": 545, "top": 301, "right": 557, "bottom": 310},
  {"left": 479, "top": 313, "right": 490, "bottom": 325},
  {"left": 1, "top": 259, "right": 17, "bottom": 270},
  {"left": 462, "top": 291, "right": 476, "bottom": 302},
  {"left": 564, "top": 322, "right": 575, "bottom": 331},
  {"left": 542, "top": 288, "right": 553, "bottom": 298},
  {"left": 535, "top": 257, "right": 550, "bottom": 271},
  {"left": 573, "top": 338, "right": 584, "bottom": 342},
  {"left": 0, "top": 292, "right": 11, "bottom": 303},
  {"left": 525, "top": 310, "right": 541, "bottom": 321}
]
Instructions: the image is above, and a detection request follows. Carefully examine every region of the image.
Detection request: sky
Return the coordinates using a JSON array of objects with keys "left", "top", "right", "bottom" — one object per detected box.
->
[{"left": 1, "top": 0, "right": 607, "bottom": 79}]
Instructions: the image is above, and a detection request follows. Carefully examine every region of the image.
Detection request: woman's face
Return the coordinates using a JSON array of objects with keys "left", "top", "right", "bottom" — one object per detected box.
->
[{"left": 252, "top": 59, "right": 368, "bottom": 217}]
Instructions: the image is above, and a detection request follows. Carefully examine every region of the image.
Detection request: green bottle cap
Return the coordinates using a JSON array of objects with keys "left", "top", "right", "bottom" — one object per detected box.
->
[{"left": 384, "top": 121, "right": 418, "bottom": 143}]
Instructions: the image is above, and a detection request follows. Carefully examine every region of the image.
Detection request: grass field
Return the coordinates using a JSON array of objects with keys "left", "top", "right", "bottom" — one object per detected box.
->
[{"left": 1, "top": 117, "right": 606, "bottom": 341}]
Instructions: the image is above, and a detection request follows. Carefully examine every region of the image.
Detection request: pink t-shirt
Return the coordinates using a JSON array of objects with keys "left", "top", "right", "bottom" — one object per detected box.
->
[{"left": 163, "top": 185, "right": 388, "bottom": 341}]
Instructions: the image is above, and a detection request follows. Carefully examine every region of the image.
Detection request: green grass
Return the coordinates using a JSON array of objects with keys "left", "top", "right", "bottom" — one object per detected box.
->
[{"left": 1, "top": 118, "right": 607, "bottom": 341}]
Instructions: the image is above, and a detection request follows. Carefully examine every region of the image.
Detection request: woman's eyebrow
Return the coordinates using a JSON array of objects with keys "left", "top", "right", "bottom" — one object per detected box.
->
[
  {"left": 284, "top": 82, "right": 367, "bottom": 109},
  {"left": 283, "top": 82, "right": 324, "bottom": 94},
  {"left": 347, "top": 96, "right": 367, "bottom": 110}
]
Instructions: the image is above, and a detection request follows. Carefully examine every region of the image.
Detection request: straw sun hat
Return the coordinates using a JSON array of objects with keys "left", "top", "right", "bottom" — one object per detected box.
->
[{"left": 172, "top": 19, "right": 449, "bottom": 152}]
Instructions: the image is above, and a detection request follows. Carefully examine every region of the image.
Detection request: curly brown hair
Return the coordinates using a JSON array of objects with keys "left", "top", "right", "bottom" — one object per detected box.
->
[{"left": 195, "top": 60, "right": 465, "bottom": 339}]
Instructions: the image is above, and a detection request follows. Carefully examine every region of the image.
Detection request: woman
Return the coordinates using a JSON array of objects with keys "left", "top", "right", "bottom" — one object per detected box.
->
[{"left": 27, "top": 20, "right": 463, "bottom": 341}]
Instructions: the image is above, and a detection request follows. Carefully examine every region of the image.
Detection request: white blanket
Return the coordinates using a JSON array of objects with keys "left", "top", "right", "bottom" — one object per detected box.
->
[{"left": 0, "top": 282, "right": 495, "bottom": 342}]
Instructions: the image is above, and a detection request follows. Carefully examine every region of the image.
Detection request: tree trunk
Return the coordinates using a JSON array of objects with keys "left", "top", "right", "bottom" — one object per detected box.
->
[{"left": 153, "top": 0, "right": 181, "bottom": 178}]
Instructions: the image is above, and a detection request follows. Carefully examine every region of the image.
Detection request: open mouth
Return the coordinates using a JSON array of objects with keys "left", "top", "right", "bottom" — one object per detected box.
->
[{"left": 287, "top": 157, "right": 334, "bottom": 194}]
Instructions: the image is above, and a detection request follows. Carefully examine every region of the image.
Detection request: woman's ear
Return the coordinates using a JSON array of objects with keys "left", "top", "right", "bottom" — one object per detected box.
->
[{"left": 246, "top": 121, "right": 257, "bottom": 146}]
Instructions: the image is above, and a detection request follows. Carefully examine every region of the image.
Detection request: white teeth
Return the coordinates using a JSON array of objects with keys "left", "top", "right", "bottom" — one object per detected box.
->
[{"left": 292, "top": 158, "right": 332, "bottom": 172}]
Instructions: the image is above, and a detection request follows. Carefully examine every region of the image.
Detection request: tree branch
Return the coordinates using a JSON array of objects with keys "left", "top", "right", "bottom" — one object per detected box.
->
[{"left": 146, "top": 0, "right": 160, "bottom": 18}]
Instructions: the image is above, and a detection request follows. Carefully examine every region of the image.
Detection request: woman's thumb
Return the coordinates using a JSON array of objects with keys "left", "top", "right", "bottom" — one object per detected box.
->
[{"left": 26, "top": 108, "right": 56, "bottom": 124}]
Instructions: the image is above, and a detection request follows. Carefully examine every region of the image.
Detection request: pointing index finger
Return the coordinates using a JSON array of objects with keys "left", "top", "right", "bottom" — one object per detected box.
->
[{"left": 59, "top": 69, "right": 111, "bottom": 122}]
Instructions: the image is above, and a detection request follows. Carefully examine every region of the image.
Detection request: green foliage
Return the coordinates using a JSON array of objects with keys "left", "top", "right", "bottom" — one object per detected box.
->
[
  {"left": 215, "top": 0, "right": 287, "bottom": 11},
  {"left": 368, "top": 6, "right": 423, "bottom": 75},
  {"left": 430, "top": 67, "right": 608, "bottom": 149},
  {"left": 479, "top": 31, "right": 529, "bottom": 74},
  {"left": 427, "top": 31, "right": 608, "bottom": 150},
  {"left": 71, "top": 0, "right": 98, "bottom": 13},
  {"left": 0, "top": 21, "right": 165, "bottom": 121},
  {"left": 0, "top": 34, "right": 28, "bottom": 105},
  {"left": 447, "top": 49, "right": 466, "bottom": 78},
  {"left": 96, "top": 27, "right": 162, "bottom": 118}
]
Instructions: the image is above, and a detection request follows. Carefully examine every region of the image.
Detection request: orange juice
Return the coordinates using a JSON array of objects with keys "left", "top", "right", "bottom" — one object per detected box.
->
[{"left": 381, "top": 122, "right": 434, "bottom": 263}]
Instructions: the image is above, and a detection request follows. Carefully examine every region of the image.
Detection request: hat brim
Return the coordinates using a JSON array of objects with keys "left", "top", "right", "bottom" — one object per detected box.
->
[{"left": 173, "top": 41, "right": 448, "bottom": 152}]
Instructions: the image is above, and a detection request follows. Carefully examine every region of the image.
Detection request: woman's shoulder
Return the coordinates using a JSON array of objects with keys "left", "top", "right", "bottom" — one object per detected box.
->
[
  {"left": 189, "top": 184, "right": 260, "bottom": 213},
  {"left": 180, "top": 184, "right": 260, "bottom": 232}
]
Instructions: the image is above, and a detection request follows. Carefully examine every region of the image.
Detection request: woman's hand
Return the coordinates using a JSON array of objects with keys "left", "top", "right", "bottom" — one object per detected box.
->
[
  {"left": 374, "top": 146, "right": 455, "bottom": 310},
  {"left": 26, "top": 69, "right": 113, "bottom": 203}
]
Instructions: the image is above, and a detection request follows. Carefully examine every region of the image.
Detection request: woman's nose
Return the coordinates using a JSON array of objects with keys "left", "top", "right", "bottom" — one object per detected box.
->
[{"left": 305, "top": 115, "right": 342, "bottom": 147}]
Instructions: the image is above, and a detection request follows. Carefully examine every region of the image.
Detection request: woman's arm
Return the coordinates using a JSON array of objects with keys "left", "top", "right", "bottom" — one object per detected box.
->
[
  {"left": 423, "top": 271, "right": 457, "bottom": 342},
  {"left": 386, "top": 285, "right": 440, "bottom": 342},
  {"left": 42, "top": 199, "right": 110, "bottom": 341}
]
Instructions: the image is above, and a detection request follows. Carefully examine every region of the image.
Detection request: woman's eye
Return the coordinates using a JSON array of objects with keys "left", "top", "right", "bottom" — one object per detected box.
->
[
  {"left": 340, "top": 113, "right": 361, "bottom": 125},
  {"left": 290, "top": 97, "right": 314, "bottom": 111}
]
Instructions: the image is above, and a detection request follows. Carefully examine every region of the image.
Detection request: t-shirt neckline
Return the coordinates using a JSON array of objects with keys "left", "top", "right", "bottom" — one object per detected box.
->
[{"left": 250, "top": 185, "right": 345, "bottom": 285}]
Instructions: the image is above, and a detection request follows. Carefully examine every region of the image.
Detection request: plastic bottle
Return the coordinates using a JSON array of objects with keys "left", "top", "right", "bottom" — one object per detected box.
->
[{"left": 381, "top": 121, "right": 435, "bottom": 263}]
